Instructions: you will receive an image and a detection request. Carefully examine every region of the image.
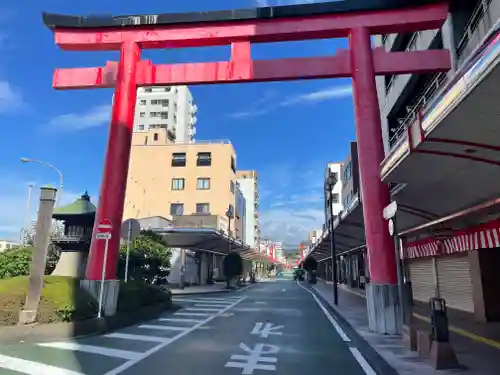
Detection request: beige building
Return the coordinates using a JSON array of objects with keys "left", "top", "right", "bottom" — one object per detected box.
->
[{"left": 123, "top": 128, "right": 242, "bottom": 238}]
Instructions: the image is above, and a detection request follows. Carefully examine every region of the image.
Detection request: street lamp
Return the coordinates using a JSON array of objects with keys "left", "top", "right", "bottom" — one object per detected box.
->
[
  {"left": 20, "top": 158, "right": 63, "bottom": 208},
  {"left": 325, "top": 170, "right": 338, "bottom": 305}
]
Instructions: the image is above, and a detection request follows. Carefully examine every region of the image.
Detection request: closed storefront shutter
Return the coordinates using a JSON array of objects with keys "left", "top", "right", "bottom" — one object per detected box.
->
[
  {"left": 409, "top": 258, "right": 435, "bottom": 303},
  {"left": 436, "top": 255, "right": 474, "bottom": 313}
]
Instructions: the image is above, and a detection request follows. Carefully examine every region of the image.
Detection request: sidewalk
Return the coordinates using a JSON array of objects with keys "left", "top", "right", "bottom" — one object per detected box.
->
[{"left": 313, "top": 281, "right": 500, "bottom": 375}]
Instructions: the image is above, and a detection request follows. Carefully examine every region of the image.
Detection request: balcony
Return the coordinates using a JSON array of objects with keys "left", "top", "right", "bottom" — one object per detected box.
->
[{"left": 52, "top": 233, "right": 92, "bottom": 243}]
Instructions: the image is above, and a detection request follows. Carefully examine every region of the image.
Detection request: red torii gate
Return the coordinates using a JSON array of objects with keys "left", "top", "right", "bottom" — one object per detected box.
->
[{"left": 43, "top": 0, "right": 450, "bottom": 333}]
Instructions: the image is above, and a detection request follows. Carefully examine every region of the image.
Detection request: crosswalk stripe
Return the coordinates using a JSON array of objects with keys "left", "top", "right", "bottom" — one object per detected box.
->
[
  {"left": 158, "top": 317, "right": 203, "bottom": 323},
  {"left": 138, "top": 324, "right": 188, "bottom": 331},
  {"left": 184, "top": 307, "right": 221, "bottom": 312},
  {"left": 194, "top": 303, "right": 228, "bottom": 308},
  {"left": 38, "top": 342, "right": 140, "bottom": 360},
  {"left": 104, "top": 333, "right": 172, "bottom": 343},
  {"left": 0, "top": 353, "right": 85, "bottom": 375},
  {"left": 172, "top": 298, "right": 233, "bottom": 303},
  {"left": 174, "top": 312, "right": 212, "bottom": 316}
]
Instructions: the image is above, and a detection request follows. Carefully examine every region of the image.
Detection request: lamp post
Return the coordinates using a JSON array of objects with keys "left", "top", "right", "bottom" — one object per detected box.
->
[
  {"left": 325, "top": 170, "right": 338, "bottom": 305},
  {"left": 20, "top": 158, "right": 63, "bottom": 208}
]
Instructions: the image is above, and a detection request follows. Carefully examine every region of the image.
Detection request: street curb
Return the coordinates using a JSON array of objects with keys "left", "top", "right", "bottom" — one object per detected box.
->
[
  {"left": 305, "top": 284, "right": 400, "bottom": 375},
  {"left": 0, "top": 301, "right": 180, "bottom": 344}
]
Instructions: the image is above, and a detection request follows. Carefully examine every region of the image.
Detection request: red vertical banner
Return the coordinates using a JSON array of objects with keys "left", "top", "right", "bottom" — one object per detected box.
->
[{"left": 300, "top": 244, "right": 305, "bottom": 262}]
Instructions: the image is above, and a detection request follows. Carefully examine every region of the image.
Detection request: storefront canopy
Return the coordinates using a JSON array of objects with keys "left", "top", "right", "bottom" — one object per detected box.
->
[
  {"left": 307, "top": 194, "right": 366, "bottom": 262},
  {"left": 151, "top": 227, "right": 272, "bottom": 261}
]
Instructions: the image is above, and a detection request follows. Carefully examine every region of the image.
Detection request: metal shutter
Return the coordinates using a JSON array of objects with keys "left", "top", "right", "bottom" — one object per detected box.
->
[
  {"left": 436, "top": 255, "right": 474, "bottom": 313},
  {"left": 409, "top": 258, "right": 435, "bottom": 303}
]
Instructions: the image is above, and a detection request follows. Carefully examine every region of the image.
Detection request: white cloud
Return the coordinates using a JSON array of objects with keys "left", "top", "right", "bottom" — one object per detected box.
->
[
  {"left": 280, "top": 85, "right": 352, "bottom": 106},
  {"left": 258, "top": 162, "right": 326, "bottom": 247},
  {"left": 229, "top": 85, "right": 352, "bottom": 119},
  {"left": 46, "top": 104, "right": 111, "bottom": 132},
  {"left": 0, "top": 175, "right": 96, "bottom": 241},
  {"left": 260, "top": 207, "right": 324, "bottom": 248},
  {"left": 0, "top": 81, "right": 23, "bottom": 113}
]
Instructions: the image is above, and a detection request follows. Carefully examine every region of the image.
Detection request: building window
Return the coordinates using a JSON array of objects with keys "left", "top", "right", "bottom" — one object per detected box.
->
[
  {"left": 174, "top": 114, "right": 177, "bottom": 124},
  {"left": 332, "top": 193, "right": 339, "bottom": 204},
  {"left": 139, "top": 100, "right": 146, "bottom": 105},
  {"left": 197, "top": 152, "right": 212, "bottom": 166},
  {"left": 139, "top": 112, "right": 146, "bottom": 117},
  {"left": 172, "top": 153, "right": 187, "bottom": 167},
  {"left": 171, "top": 178, "right": 185, "bottom": 190},
  {"left": 138, "top": 125, "right": 145, "bottom": 131},
  {"left": 161, "top": 99, "right": 169, "bottom": 107},
  {"left": 151, "top": 99, "right": 160, "bottom": 105},
  {"left": 344, "top": 163, "right": 352, "bottom": 181},
  {"left": 197, "top": 178, "right": 210, "bottom": 190},
  {"left": 164, "top": 87, "right": 171, "bottom": 92},
  {"left": 153, "top": 133, "right": 159, "bottom": 141},
  {"left": 230, "top": 180, "right": 235, "bottom": 193},
  {"left": 231, "top": 156, "right": 236, "bottom": 173},
  {"left": 170, "top": 203, "right": 184, "bottom": 216},
  {"left": 161, "top": 111, "right": 168, "bottom": 119},
  {"left": 196, "top": 203, "right": 210, "bottom": 214},
  {"left": 144, "top": 88, "right": 152, "bottom": 92}
]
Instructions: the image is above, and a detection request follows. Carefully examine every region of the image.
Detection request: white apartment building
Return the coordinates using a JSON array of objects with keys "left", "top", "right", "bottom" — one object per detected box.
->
[
  {"left": 134, "top": 86, "right": 198, "bottom": 143},
  {"left": 236, "top": 170, "right": 260, "bottom": 249},
  {"left": 326, "top": 162, "right": 344, "bottom": 218}
]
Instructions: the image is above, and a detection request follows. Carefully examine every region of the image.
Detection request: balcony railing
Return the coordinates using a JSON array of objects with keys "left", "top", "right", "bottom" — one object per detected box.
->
[
  {"left": 52, "top": 234, "right": 92, "bottom": 242},
  {"left": 388, "top": 0, "right": 494, "bottom": 149}
]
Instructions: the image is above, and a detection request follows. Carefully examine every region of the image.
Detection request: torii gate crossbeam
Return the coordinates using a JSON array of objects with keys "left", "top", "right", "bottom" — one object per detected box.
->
[{"left": 43, "top": 0, "right": 450, "bottom": 334}]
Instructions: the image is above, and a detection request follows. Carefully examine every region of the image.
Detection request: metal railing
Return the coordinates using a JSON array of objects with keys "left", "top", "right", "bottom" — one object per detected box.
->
[
  {"left": 51, "top": 234, "right": 91, "bottom": 242},
  {"left": 456, "top": 0, "right": 494, "bottom": 61},
  {"left": 385, "top": 31, "right": 421, "bottom": 93},
  {"left": 389, "top": 72, "right": 447, "bottom": 148}
]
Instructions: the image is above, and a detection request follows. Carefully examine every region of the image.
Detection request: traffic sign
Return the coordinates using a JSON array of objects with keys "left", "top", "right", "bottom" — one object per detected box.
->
[
  {"left": 98, "top": 218, "right": 113, "bottom": 232},
  {"left": 120, "top": 218, "right": 141, "bottom": 240},
  {"left": 96, "top": 232, "right": 112, "bottom": 240},
  {"left": 383, "top": 201, "right": 398, "bottom": 220}
]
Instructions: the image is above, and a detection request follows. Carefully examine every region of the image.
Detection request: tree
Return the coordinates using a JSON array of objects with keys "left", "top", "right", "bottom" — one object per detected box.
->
[
  {"left": 117, "top": 230, "right": 172, "bottom": 284},
  {"left": 223, "top": 252, "right": 243, "bottom": 288},
  {"left": 0, "top": 243, "right": 61, "bottom": 279}
]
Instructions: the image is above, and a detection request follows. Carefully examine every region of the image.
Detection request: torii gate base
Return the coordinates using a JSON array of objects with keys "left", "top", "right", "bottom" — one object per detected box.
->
[{"left": 43, "top": 1, "right": 450, "bottom": 332}]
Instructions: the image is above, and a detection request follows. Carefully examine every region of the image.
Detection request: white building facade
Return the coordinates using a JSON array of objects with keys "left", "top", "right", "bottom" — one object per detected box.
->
[
  {"left": 134, "top": 86, "right": 198, "bottom": 143},
  {"left": 326, "top": 162, "right": 344, "bottom": 218},
  {"left": 236, "top": 170, "right": 260, "bottom": 249}
]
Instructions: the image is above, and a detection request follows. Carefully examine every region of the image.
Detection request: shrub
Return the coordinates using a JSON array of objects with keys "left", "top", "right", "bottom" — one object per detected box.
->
[
  {"left": 0, "top": 244, "right": 61, "bottom": 280},
  {"left": 223, "top": 252, "right": 243, "bottom": 288}
]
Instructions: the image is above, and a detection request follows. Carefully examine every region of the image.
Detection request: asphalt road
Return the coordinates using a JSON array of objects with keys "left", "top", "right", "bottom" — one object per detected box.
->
[{"left": 0, "top": 278, "right": 383, "bottom": 375}]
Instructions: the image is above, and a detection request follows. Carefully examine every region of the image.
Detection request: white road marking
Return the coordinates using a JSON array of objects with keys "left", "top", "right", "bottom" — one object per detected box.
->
[
  {"left": 236, "top": 284, "right": 257, "bottom": 292},
  {"left": 138, "top": 324, "right": 188, "bottom": 332},
  {"left": 174, "top": 312, "right": 212, "bottom": 317},
  {"left": 225, "top": 342, "right": 279, "bottom": 374},
  {"left": 172, "top": 298, "right": 233, "bottom": 303},
  {"left": 105, "top": 333, "right": 171, "bottom": 343},
  {"left": 38, "top": 342, "right": 140, "bottom": 360},
  {"left": 0, "top": 353, "right": 85, "bottom": 375},
  {"left": 296, "top": 281, "right": 351, "bottom": 342},
  {"left": 349, "top": 348, "right": 377, "bottom": 375},
  {"left": 157, "top": 317, "right": 203, "bottom": 323},
  {"left": 194, "top": 303, "right": 228, "bottom": 308},
  {"left": 103, "top": 297, "right": 245, "bottom": 375},
  {"left": 184, "top": 307, "right": 221, "bottom": 312}
]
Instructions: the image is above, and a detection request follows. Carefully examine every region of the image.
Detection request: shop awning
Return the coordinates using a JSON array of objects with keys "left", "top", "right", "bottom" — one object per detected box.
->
[
  {"left": 151, "top": 227, "right": 266, "bottom": 261},
  {"left": 307, "top": 194, "right": 366, "bottom": 262}
]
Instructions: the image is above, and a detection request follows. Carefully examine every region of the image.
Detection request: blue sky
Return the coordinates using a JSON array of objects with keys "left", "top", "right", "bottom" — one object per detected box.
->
[{"left": 0, "top": 0, "right": 356, "bottom": 247}]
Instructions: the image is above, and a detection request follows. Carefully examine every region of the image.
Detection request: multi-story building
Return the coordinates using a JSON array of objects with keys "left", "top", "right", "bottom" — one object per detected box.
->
[
  {"left": 340, "top": 142, "right": 360, "bottom": 213},
  {"left": 236, "top": 170, "right": 260, "bottom": 249},
  {"left": 375, "top": 2, "right": 500, "bottom": 324},
  {"left": 123, "top": 128, "right": 239, "bottom": 235},
  {"left": 235, "top": 182, "right": 247, "bottom": 243},
  {"left": 133, "top": 86, "right": 198, "bottom": 143}
]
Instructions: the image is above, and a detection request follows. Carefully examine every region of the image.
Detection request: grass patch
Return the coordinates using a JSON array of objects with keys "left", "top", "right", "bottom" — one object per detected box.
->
[{"left": 0, "top": 276, "right": 172, "bottom": 326}]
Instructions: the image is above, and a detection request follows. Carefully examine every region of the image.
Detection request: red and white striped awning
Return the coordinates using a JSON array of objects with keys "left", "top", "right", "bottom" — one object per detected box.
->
[{"left": 406, "top": 219, "right": 500, "bottom": 259}]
